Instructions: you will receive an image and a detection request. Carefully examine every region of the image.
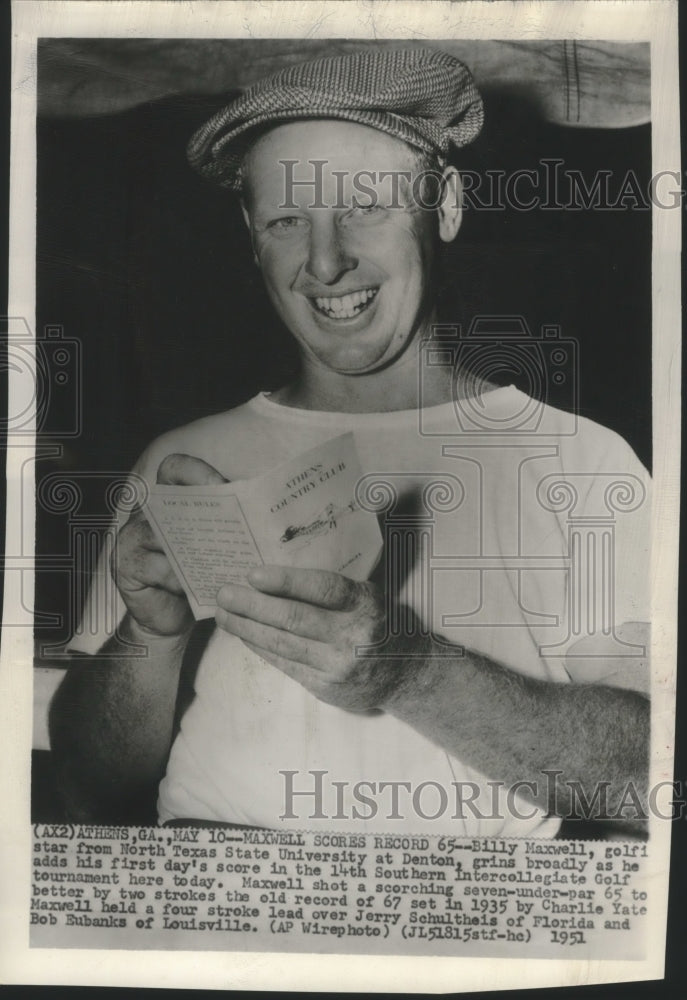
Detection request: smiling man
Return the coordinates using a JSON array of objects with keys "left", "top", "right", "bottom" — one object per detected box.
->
[
  {"left": 238, "top": 118, "right": 462, "bottom": 409},
  {"left": 50, "top": 48, "right": 650, "bottom": 837}
]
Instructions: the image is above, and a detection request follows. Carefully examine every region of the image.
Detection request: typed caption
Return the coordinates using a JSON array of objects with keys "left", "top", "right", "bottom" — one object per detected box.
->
[{"left": 31, "top": 824, "right": 648, "bottom": 958}]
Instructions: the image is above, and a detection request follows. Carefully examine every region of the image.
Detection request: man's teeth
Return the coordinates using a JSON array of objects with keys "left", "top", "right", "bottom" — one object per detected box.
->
[{"left": 314, "top": 287, "right": 378, "bottom": 318}]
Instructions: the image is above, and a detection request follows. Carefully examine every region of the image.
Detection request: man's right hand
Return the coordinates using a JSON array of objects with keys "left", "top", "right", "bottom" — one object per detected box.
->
[{"left": 112, "top": 453, "right": 227, "bottom": 639}]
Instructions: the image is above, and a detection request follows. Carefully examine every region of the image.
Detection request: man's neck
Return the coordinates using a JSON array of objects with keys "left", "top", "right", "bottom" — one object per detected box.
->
[
  {"left": 270, "top": 339, "right": 488, "bottom": 413},
  {"left": 271, "top": 361, "right": 494, "bottom": 414}
]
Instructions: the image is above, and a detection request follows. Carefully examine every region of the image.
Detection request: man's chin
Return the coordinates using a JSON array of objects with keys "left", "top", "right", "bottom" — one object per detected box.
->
[{"left": 314, "top": 347, "right": 394, "bottom": 376}]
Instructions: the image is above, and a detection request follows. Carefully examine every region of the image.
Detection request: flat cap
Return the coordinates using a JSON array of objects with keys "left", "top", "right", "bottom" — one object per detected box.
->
[{"left": 187, "top": 47, "right": 483, "bottom": 190}]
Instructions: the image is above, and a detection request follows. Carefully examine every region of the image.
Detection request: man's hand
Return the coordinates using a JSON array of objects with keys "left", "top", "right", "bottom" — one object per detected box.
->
[
  {"left": 215, "top": 565, "right": 412, "bottom": 711},
  {"left": 216, "top": 565, "right": 649, "bottom": 828},
  {"left": 113, "top": 453, "right": 227, "bottom": 640},
  {"left": 51, "top": 448, "right": 228, "bottom": 824}
]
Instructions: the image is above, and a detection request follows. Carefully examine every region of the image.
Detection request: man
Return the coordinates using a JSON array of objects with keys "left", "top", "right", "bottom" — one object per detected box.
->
[{"left": 49, "top": 48, "right": 650, "bottom": 836}]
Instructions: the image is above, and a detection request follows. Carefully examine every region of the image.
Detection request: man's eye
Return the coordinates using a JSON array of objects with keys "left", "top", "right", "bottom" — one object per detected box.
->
[
  {"left": 343, "top": 204, "right": 385, "bottom": 222},
  {"left": 267, "top": 217, "right": 306, "bottom": 231}
]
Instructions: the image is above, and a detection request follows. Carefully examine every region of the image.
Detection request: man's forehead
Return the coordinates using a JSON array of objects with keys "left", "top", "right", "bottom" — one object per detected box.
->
[
  {"left": 241, "top": 119, "right": 425, "bottom": 207},
  {"left": 245, "top": 119, "right": 422, "bottom": 173}
]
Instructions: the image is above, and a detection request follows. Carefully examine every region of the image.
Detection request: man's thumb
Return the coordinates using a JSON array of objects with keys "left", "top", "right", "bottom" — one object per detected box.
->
[{"left": 156, "top": 453, "right": 228, "bottom": 485}]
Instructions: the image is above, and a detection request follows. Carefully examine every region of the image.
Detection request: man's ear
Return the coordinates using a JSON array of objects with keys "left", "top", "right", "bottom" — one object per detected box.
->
[
  {"left": 240, "top": 197, "right": 250, "bottom": 230},
  {"left": 437, "top": 166, "right": 463, "bottom": 243},
  {"left": 240, "top": 198, "right": 260, "bottom": 267}
]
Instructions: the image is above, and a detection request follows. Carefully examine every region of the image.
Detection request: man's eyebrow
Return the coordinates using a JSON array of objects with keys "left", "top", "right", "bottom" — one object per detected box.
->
[{"left": 253, "top": 205, "right": 306, "bottom": 217}]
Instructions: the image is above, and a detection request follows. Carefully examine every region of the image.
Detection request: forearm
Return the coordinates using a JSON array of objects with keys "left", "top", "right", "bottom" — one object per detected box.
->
[
  {"left": 383, "top": 637, "right": 650, "bottom": 825},
  {"left": 212, "top": 566, "right": 650, "bottom": 831},
  {"left": 48, "top": 615, "right": 190, "bottom": 823}
]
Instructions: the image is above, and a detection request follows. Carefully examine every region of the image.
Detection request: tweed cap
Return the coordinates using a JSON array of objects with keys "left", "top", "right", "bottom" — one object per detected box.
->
[{"left": 187, "top": 47, "right": 483, "bottom": 190}]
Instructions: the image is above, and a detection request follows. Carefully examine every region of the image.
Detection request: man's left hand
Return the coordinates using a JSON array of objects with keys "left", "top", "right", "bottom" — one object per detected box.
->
[{"left": 215, "top": 565, "right": 409, "bottom": 711}]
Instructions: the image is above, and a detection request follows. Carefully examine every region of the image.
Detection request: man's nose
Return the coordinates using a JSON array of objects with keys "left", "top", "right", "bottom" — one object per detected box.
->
[{"left": 304, "top": 217, "right": 357, "bottom": 286}]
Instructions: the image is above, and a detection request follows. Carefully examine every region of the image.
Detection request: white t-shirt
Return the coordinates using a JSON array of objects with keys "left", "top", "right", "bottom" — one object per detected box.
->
[{"left": 71, "top": 387, "right": 651, "bottom": 836}]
